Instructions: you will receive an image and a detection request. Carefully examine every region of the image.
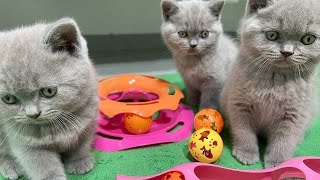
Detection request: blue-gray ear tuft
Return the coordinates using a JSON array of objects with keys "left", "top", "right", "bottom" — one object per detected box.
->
[
  {"left": 161, "top": 0, "right": 179, "bottom": 21},
  {"left": 209, "top": 0, "right": 225, "bottom": 18},
  {"left": 45, "top": 17, "right": 81, "bottom": 55},
  {"left": 246, "top": 0, "right": 272, "bottom": 14}
]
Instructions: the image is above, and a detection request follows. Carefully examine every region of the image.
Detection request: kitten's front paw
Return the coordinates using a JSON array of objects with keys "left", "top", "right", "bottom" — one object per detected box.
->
[
  {"left": 264, "top": 154, "right": 286, "bottom": 168},
  {"left": 0, "top": 161, "right": 21, "bottom": 180},
  {"left": 65, "top": 155, "right": 94, "bottom": 175},
  {"left": 232, "top": 148, "right": 259, "bottom": 165},
  {"left": 44, "top": 175, "right": 67, "bottom": 180},
  {"left": 264, "top": 160, "right": 283, "bottom": 169}
]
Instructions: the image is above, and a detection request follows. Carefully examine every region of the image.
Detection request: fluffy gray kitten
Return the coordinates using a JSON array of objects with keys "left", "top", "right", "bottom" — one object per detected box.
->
[
  {"left": 161, "top": 0, "right": 238, "bottom": 110},
  {"left": 0, "top": 18, "right": 98, "bottom": 180},
  {"left": 221, "top": 0, "right": 320, "bottom": 168}
]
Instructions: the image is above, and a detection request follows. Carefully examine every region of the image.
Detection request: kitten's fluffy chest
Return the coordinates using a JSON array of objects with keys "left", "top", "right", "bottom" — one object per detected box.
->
[
  {"left": 239, "top": 71, "right": 314, "bottom": 128},
  {"left": 174, "top": 54, "right": 219, "bottom": 86},
  {"left": 7, "top": 123, "right": 80, "bottom": 149}
]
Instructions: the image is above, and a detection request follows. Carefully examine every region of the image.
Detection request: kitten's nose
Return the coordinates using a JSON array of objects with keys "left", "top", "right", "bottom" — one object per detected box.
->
[
  {"left": 26, "top": 111, "right": 41, "bottom": 119},
  {"left": 280, "top": 51, "right": 294, "bottom": 57},
  {"left": 190, "top": 44, "right": 197, "bottom": 48}
]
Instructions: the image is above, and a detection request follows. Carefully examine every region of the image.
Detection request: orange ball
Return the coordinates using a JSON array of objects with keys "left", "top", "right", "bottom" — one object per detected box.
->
[
  {"left": 194, "top": 108, "right": 224, "bottom": 133},
  {"left": 161, "top": 171, "right": 185, "bottom": 180},
  {"left": 124, "top": 113, "right": 152, "bottom": 134}
]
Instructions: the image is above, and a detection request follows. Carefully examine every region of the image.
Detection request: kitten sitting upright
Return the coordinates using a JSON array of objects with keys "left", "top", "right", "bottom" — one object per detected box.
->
[
  {"left": 221, "top": 0, "right": 320, "bottom": 168},
  {"left": 161, "top": 0, "right": 238, "bottom": 110},
  {"left": 0, "top": 18, "right": 98, "bottom": 180}
]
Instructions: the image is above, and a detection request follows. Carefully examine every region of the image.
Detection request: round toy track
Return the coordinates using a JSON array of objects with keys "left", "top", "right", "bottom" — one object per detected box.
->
[
  {"left": 94, "top": 74, "right": 193, "bottom": 152},
  {"left": 115, "top": 157, "right": 320, "bottom": 180},
  {"left": 99, "top": 74, "right": 184, "bottom": 117}
]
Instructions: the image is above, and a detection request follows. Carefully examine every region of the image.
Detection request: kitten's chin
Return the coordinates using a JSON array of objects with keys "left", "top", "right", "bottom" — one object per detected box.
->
[
  {"left": 270, "top": 58, "right": 295, "bottom": 68},
  {"left": 184, "top": 49, "right": 201, "bottom": 56}
]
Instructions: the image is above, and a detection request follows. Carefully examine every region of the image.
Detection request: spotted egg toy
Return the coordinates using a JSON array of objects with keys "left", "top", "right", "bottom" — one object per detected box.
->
[{"left": 188, "top": 128, "right": 223, "bottom": 163}]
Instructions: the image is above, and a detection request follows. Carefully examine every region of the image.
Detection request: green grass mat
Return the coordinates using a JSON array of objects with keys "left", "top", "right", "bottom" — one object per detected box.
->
[{"left": 2, "top": 73, "right": 319, "bottom": 180}]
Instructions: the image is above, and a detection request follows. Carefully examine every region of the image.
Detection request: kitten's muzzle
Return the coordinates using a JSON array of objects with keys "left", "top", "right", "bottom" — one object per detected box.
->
[
  {"left": 26, "top": 111, "right": 41, "bottom": 119},
  {"left": 190, "top": 44, "right": 197, "bottom": 48},
  {"left": 280, "top": 51, "right": 294, "bottom": 58}
]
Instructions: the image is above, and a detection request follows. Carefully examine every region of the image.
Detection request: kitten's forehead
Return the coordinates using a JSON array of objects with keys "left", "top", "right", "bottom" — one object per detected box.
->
[
  {"left": 172, "top": 1, "right": 217, "bottom": 31},
  {"left": 258, "top": 0, "right": 320, "bottom": 34},
  {"left": 0, "top": 25, "right": 67, "bottom": 93}
]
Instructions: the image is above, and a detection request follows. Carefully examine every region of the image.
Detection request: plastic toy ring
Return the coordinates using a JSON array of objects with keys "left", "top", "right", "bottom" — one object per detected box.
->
[{"left": 99, "top": 74, "right": 184, "bottom": 117}]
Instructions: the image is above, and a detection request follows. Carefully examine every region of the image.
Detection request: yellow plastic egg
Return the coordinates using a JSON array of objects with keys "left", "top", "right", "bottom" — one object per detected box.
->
[{"left": 188, "top": 128, "right": 223, "bottom": 163}]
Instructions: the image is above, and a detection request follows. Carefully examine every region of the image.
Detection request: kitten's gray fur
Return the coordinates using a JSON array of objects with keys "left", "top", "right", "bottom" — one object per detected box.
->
[
  {"left": 221, "top": 0, "right": 320, "bottom": 168},
  {"left": 161, "top": 0, "right": 238, "bottom": 110},
  {"left": 0, "top": 18, "right": 98, "bottom": 179}
]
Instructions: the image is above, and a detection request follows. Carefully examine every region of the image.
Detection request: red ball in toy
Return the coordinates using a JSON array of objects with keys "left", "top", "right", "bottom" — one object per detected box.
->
[{"left": 161, "top": 171, "right": 185, "bottom": 180}]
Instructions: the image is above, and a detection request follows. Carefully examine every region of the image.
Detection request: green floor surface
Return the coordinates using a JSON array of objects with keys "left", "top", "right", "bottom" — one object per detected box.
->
[{"left": 2, "top": 73, "right": 319, "bottom": 180}]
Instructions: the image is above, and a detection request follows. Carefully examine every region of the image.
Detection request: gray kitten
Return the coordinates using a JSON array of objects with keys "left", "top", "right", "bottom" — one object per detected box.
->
[
  {"left": 161, "top": 0, "right": 238, "bottom": 110},
  {"left": 221, "top": 0, "right": 320, "bottom": 168},
  {"left": 0, "top": 18, "right": 98, "bottom": 179}
]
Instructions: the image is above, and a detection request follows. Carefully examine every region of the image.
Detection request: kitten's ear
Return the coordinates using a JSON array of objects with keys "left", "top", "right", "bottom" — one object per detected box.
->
[
  {"left": 161, "top": 0, "right": 179, "bottom": 21},
  {"left": 45, "top": 18, "right": 81, "bottom": 55},
  {"left": 209, "top": 0, "right": 225, "bottom": 18},
  {"left": 246, "top": 0, "right": 272, "bottom": 14}
]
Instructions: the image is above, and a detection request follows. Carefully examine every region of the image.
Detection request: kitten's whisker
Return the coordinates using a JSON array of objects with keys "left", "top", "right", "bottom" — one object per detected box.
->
[
  {"left": 242, "top": 55, "right": 263, "bottom": 72},
  {"left": 60, "top": 113, "right": 81, "bottom": 129},
  {"left": 49, "top": 117, "right": 60, "bottom": 134},
  {"left": 54, "top": 116, "right": 65, "bottom": 135},
  {"left": 247, "top": 58, "right": 265, "bottom": 75},
  {"left": 0, "top": 122, "right": 19, "bottom": 147},
  {"left": 61, "top": 111, "right": 85, "bottom": 127},
  {"left": 305, "top": 62, "right": 320, "bottom": 81},
  {"left": 0, "top": 117, "right": 14, "bottom": 126},
  {"left": 255, "top": 57, "right": 269, "bottom": 78},
  {"left": 57, "top": 117, "right": 68, "bottom": 137},
  {"left": 58, "top": 116, "right": 71, "bottom": 135},
  {"left": 12, "top": 123, "right": 25, "bottom": 142}
]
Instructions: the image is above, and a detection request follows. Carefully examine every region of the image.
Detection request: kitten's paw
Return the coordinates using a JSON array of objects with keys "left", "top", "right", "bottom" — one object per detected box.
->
[
  {"left": 44, "top": 174, "right": 67, "bottom": 180},
  {"left": 232, "top": 148, "right": 259, "bottom": 165},
  {"left": 264, "top": 154, "right": 286, "bottom": 168},
  {"left": 0, "top": 161, "right": 21, "bottom": 180},
  {"left": 65, "top": 156, "right": 94, "bottom": 175},
  {"left": 264, "top": 160, "right": 283, "bottom": 169}
]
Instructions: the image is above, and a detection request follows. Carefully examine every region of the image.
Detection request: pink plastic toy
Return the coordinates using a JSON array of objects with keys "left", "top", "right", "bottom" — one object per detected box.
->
[
  {"left": 115, "top": 157, "right": 320, "bottom": 180},
  {"left": 94, "top": 74, "right": 194, "bottom": 152}
]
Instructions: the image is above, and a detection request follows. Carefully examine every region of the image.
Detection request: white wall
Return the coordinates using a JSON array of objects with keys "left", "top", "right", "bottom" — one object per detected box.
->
[{"left": 0, "top": 0, "right": 245, "bottom": 35}]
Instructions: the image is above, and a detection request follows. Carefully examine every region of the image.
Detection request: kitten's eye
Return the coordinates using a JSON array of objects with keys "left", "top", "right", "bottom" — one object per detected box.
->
[
  {"left": 40, "top": 87, "right": 57, "bottom": 98},
  {"left": 265, "top": 31, "right": 279, "bottom": 41},
  {"left": 301, "top": 34, "right": 317, "bottom": 45},
  {"left": 1, "top": 94, "right": 18, "bottom": 105},
  {"left": 200, "top": 31, "right": 209, "bottom": 38},
  {"left": 178, "top": 31, "right": 188, "bottom": 38}
]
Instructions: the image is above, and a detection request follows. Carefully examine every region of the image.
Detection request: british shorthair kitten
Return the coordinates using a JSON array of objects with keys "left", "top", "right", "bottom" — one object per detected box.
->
[
  {"left": 0, "top": 18, "right": 98, "bottom": 179},
  {"left": 161, "top": 0, "right": 238, "bottom": 110},
  {"left": 221, "top": 0, "right": 320, "bottom": 168}
]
